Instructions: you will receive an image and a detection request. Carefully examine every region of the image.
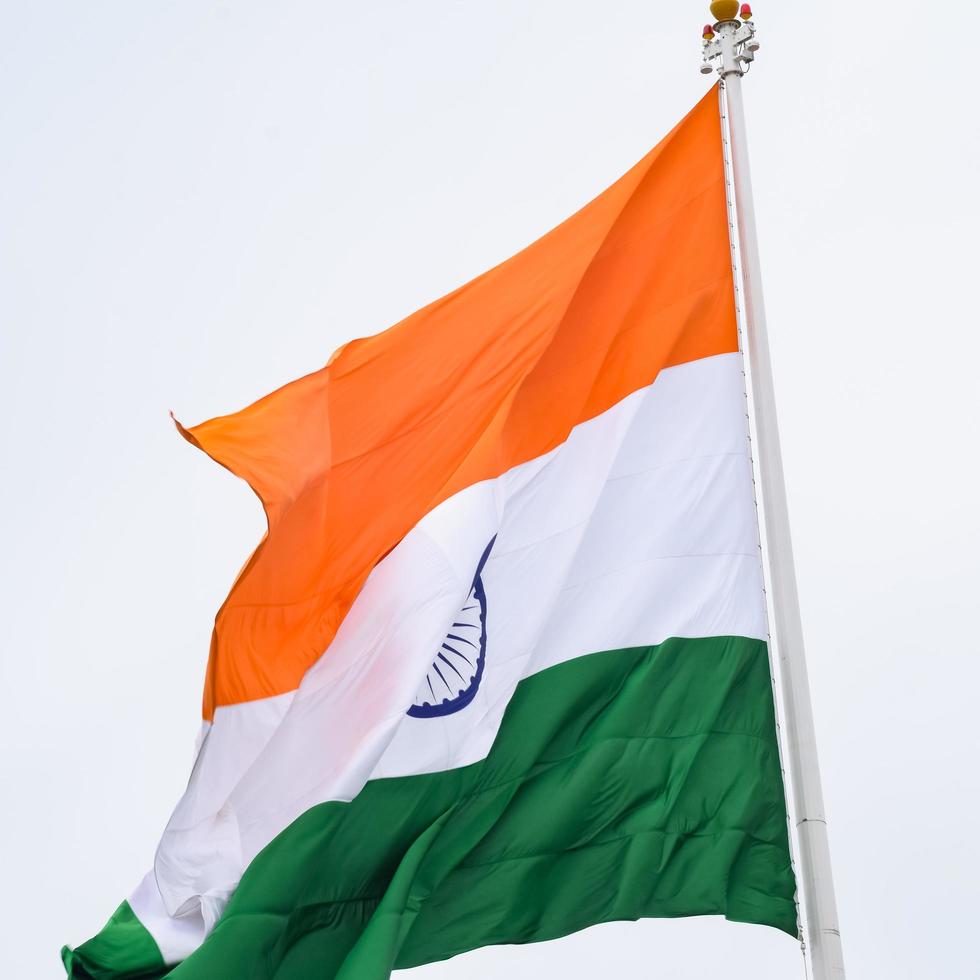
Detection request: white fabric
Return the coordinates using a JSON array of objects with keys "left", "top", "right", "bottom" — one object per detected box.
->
[
  {"left": 128, "top": 871, "right": 206, "bottom": 965},
  {"left": 131, "top": 352, "right": 768, "bottom": 954}
]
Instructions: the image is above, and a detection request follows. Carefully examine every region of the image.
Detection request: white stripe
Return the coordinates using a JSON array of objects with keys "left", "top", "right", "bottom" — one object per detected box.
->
[
  {"left": 134, "top": 352, "right": 766, "bottom": 950},
  {"left": 128, "top": 871, "right": 205, "bottom": 965}
]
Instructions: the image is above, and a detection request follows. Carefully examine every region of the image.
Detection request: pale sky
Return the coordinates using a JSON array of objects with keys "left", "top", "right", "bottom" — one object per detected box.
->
[{"left": 2, "top": 2, "right": 977, "bottom": 978}]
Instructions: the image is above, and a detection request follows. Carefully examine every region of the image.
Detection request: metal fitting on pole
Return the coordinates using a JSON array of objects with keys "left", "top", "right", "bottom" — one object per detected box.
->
[{"left": 700, "top": 7, "right": 759, "bottom": 77}]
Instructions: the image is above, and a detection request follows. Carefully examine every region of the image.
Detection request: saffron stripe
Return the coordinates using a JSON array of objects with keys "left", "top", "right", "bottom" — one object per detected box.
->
[{"left": 177, "top": 89, "right": 734, "bottom": 716}]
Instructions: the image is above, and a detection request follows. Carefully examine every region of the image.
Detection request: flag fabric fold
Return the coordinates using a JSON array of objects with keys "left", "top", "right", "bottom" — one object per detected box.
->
[{"left": 64, "top": 88, "right": 797, "bottom": 980}]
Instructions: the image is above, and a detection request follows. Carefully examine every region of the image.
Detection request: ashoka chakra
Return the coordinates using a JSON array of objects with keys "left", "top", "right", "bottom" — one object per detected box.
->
[{"left": 408, "top": 537, "right": 494, "bottom": 718}]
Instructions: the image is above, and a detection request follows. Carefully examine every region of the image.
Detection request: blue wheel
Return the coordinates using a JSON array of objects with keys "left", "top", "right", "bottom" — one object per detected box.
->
[{"left": 408, "top": 537, "right": 495, "bottom": 718}]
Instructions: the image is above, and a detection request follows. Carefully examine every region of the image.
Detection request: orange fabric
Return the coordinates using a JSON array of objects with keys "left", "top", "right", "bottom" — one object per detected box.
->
[{"left": 181, "top": 87, "right": 736, "bottom": 719}]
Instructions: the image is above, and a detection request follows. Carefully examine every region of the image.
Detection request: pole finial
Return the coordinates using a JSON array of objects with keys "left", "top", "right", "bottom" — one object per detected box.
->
[{"left": 709, "top": 0, "right": 740, "bottom": 20}]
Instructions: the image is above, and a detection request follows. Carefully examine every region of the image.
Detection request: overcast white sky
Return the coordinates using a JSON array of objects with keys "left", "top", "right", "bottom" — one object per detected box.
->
[{"left": 2, "top": 2, "right": 978, "bottom": 977}]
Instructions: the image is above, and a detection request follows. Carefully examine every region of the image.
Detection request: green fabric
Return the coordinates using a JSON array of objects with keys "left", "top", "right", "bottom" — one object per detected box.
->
[
  {"left": 66, "top": 636, "right": 798, "bottom": 980},
  {"left": 62, "top": 901, "right": 167, "bottom": 980}
]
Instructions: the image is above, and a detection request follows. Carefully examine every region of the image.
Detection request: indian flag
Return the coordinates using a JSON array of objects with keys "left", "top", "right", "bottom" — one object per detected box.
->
[{"left": 64, "top": 89, "right": 797, "bottom": 980}]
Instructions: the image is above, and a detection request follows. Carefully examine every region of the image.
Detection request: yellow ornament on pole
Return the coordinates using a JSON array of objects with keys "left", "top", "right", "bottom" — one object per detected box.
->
[{"left": 709, "top": 0, "right": 740, "bottom": 20}]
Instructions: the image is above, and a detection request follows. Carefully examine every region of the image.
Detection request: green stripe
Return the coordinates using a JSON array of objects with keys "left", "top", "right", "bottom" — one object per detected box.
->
[
  {"left": 66, "top": 636, "right": 798, "bottom": 980},
  {"left": 62, "top": 901, "right": 166, "bottom": 980}
]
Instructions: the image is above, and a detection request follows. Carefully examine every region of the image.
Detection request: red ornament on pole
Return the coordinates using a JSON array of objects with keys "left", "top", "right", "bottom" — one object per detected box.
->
[
  {"left": 740, "top": 3, "right": 753, "bottom": 19},
  {"left": 703, "top": 23, "right": 715, "bottom": 39}
]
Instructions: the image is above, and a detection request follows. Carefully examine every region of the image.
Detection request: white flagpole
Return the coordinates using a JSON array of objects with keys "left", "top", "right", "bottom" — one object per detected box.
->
[{"left": 700, "top": 5, "right": 846, "bottom": 978}]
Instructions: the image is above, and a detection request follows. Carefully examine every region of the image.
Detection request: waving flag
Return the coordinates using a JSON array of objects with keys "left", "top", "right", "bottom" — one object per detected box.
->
[{"left": 64, "top": 89, "right": 797, "bottom": 980}]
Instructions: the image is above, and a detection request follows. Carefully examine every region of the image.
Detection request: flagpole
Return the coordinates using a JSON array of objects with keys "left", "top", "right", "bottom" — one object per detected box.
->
[{"left": 701, "top": 5, "right": 846, "bottom": 978}]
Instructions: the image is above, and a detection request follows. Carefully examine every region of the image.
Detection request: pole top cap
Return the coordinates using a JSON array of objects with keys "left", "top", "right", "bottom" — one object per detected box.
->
[{"left": 709, "top": 0, "right": 740, "bottom": 20}]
